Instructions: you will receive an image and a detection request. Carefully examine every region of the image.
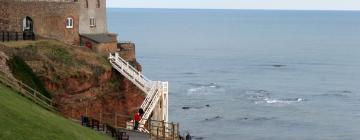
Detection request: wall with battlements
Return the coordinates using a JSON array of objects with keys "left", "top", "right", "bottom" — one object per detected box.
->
[{"left": 0, "top": 0, "right": 80, "bottom": 45}]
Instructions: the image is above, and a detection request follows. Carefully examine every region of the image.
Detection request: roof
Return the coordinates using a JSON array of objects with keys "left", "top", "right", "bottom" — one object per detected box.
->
[{"left": 80, "top": 34, "right": 116, "bottom": 43}]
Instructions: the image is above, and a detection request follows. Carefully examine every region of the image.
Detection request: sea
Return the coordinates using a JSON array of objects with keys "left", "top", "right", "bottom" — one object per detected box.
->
[{"left": 107, "top": 8, "right": 360, "bottom": 140}]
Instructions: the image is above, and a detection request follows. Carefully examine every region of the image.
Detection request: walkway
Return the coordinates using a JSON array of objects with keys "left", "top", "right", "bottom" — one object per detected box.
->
[
  {"left": 80, "top": 116, "right": 151, "bottom": 140},
  {"left": 118, "top": 128, "right": 151, "bottom": 140}
]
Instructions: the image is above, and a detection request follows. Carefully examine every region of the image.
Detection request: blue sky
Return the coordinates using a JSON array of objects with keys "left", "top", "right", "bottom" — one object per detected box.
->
[{"left": 107, "top": 0, "right": 360, "bottom": 10}]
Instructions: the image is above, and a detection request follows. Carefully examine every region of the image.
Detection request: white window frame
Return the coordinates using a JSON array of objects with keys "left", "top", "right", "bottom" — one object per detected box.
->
[
  {"left": 90, "top": 17, "right": 96, "bottom": 27},
  {"left": 66, "top": 17, "right": 73, "bottom": 29}
]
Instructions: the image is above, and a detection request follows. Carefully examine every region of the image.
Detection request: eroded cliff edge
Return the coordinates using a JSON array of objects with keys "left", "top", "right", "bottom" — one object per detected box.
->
[{"left": 0, "top": 40, "right": 144, "bottom": 120}]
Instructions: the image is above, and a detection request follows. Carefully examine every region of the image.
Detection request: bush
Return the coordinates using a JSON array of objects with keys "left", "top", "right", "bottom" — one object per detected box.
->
[{"left": 7, "top": 56, "right": 51, "bottom": 98}]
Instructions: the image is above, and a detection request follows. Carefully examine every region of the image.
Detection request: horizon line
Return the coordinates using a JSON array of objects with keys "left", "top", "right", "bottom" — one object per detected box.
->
[{"left": 106, "top": 7, "right": 360, "bottom": 12}]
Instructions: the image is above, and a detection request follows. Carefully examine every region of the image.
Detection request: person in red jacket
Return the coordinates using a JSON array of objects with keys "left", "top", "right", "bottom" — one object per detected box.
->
[{"left": 133, "top": 108, "right": 144, "bottom": 131}]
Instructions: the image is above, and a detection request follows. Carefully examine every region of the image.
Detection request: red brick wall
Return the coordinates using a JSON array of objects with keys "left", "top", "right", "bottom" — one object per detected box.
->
[{"left": 0, "top": 0, "right": 80, "bottom": 45}]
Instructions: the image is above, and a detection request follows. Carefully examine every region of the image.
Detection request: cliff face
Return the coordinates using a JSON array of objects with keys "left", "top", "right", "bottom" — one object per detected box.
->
[{"left": 0, "top": 40, "right": 144, "bottom": 120}]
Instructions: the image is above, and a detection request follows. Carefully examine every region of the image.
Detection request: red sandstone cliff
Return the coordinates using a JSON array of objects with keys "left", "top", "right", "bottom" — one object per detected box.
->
[{"left": 0, "top": 40, "right": 144, "bottom": 121}]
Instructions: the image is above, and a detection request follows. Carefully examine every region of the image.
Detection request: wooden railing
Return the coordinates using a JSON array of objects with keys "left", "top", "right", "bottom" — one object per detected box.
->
[
  {"left": 0, "top": 71, "right": 56, "bottom": 111},
  {"left": 69, "top": 107, "right": 180, "bottom": 140}
]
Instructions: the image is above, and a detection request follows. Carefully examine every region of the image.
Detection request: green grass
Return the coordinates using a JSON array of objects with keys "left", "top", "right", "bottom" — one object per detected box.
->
[{"left": 0, "top": 84, "right": 112, "bottom": 140}]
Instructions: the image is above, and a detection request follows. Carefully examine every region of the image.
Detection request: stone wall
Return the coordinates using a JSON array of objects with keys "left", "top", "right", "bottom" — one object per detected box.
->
[
  {"left": 0, "top": 0, "right": 80, "bottom": 45},
  {"left": 96, "top": 42, "right": 117, "bottom": 55},
  {"left": 117, "top": 42, "right": 136, "bottom": 61},
  {"left": 79, "top": 37, "right": 117, "bottom": 55}
]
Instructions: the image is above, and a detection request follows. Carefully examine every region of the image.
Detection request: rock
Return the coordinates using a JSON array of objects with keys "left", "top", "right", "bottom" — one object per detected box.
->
[
  {"left": 272, "top": 64, "right": 286, "bottom": 68},
  {"left": 182, "top": 107, "right": 191, "bottom": 110},
  {"left": 204, "top": 115, "right": 222, "bottom": 121},
  {"left": 193, "top": 136, "right": 204, "bottom": 140},
  {"left": 205, "top": 104, "right": 210, "bottom": 107}
]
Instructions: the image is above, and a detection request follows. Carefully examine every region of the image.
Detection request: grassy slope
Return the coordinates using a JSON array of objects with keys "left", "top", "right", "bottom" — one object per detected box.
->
[{"left": 0, "top": 84, "right": 112, "bottom": 140}]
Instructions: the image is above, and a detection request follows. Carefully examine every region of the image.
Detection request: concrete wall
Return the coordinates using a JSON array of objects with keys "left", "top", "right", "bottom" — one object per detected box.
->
[
  {"left": 79, "top": 0, "right": 108, "bottom": 34},
  {"left": 0, "top": 0, "right": 80, "bottom": 45}
]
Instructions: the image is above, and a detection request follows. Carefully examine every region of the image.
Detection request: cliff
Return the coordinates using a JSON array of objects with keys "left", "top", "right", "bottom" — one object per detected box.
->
[{"left": 0, "top": 40, "right": 144, "bottom": 120}]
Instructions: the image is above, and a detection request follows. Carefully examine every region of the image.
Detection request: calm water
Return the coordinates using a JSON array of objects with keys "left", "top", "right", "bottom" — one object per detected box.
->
[{"left": 108, "top": 9, "right": 360, "bottom": 140}]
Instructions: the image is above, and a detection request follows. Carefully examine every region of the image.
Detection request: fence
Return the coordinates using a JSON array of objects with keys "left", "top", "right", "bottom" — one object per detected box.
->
[
  {"left": 0, "top": 31, "right": 35, "bottom": 42},
  {"left": 69, "top": 107, "right": 180, "bottom": 140},
  {"left": 0, "top": 71, "right": 56, "bottom": 111}
]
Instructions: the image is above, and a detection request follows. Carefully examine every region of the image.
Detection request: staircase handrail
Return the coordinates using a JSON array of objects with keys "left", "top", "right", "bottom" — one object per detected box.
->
[
  {"left": 110, "top": 53, "right": 152, "bottom": 85},
  {"left": 140, "top": 83, "right": 158, "bottom": 110},
  {"left": 109, "top": 52, "right": 169, "bottom": 133},
  {"left": 140, "top": 85, "right": 162, "bottom": 125},
  {"left": 109, "top": 53, "right": 153, "bottom": 93}
]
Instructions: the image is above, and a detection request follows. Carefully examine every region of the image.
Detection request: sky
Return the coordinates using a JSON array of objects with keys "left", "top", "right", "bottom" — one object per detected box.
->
[{"left": 107, "top": 0, "right": 360, "bottom": 11}]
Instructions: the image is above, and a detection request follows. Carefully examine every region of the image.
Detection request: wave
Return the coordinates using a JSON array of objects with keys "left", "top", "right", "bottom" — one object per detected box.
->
[
  {"left": 188, "top": 83, "right": 221, "bottom": 88},
  {"left": 255, "top": 97, "right": 305, "bottom": 104},
  {"left": 187, "top": 83, "right": 221, "bottom": 95},
  {"left": 182, "top": 72, "right": 197, "bottom": 75},
  {"left": 320, "top": 90, "right": 352, "bottom": 97},
  {"left": 245, "top": 89, "right": 270, "bottom": 100},
  {"left": 245, "top": 89, "right": 305, "bottom": 105},
  {"left": 238, "top": 116, "right": 276, "bottom": 121}
]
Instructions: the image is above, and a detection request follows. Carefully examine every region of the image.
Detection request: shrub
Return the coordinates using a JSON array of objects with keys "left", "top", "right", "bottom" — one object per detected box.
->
[{"left": 7, "top": 56, "right": 51, "bottom": 98}]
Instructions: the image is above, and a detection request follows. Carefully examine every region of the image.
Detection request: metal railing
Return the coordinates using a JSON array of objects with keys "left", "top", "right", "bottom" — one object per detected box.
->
[
  {"left": 17, "top": 0, "right": 75, "bottom": 2},
  {"left": 0, "top": 31, "right": 35, "bottom": 42}
]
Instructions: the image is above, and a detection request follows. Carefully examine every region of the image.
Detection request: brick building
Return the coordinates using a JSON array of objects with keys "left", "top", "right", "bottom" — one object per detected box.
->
[{"left": 0, "top": 0, "right": 117, "bottom": 54}]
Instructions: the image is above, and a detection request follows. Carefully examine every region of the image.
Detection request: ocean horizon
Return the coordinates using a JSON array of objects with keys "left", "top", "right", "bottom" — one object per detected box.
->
[
  {"left": 108, "top": 7, "right": 360, "bottom": 12},
  {"left": 108, "top": 8, "right": 360, "bottom": 140}
]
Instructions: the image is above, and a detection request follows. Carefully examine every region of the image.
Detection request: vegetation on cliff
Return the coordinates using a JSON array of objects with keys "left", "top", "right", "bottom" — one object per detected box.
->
[
  {"left": 0, "top": 83, "right": 112, "bottom": 140},
  {"left": 0, "top": 40, "right": 111, "bottom": 95},
  {"left": 7, "top": 56, "right": 50, "bottom": 98}
]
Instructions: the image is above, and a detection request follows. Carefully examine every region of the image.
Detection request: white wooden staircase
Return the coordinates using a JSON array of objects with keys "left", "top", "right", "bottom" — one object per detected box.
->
[{"left": 109, "top": 53, "right": 169, "bottom": 132}]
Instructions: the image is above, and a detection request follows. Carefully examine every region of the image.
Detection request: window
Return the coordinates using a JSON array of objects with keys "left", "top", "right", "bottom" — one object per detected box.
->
[
  {"left": 23, "top": 16, "right": 33, "bottom": 31},
  {"left": 66, "top": 17, "right": 73, "bottom": 28},
  {"left": 90, "top": 17, "right": 96, "bottom": 27},
  {"left": 96, "top": 0, "right": 100, "bottom": 8},
  {"left": 85, "top": 0, "right": 88, "bottom": 8}
]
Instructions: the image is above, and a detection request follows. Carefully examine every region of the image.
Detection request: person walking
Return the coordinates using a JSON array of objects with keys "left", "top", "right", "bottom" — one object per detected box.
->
[
  {"left": 186, "top": 133, "right": 192, "bottom": 140},
  {"left": 133, "top": 108, "right": 143, "bottom": 131}
]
